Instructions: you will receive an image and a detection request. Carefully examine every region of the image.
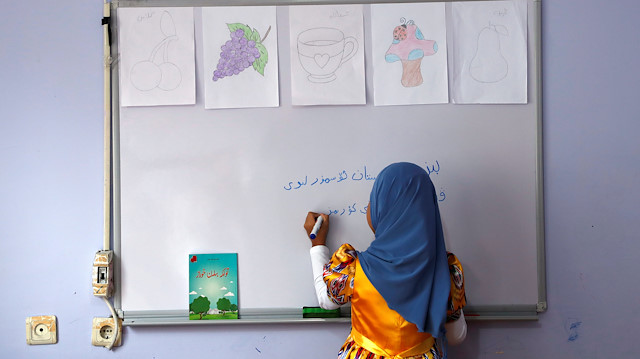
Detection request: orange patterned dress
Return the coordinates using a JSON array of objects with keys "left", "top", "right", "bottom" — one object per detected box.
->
[{"left": 323, "top": 244, "right": 466, "bottom": 359}]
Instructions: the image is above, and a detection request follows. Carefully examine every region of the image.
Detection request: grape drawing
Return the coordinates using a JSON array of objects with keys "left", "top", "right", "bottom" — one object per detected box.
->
[{"left": 212, "top": 23, "right": 270, "bottom": 82}]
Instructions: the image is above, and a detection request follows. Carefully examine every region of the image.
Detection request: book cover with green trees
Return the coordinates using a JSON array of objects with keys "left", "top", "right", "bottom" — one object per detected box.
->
[{"left": 189, "top": 253, "right": 238, "bottom": 320}]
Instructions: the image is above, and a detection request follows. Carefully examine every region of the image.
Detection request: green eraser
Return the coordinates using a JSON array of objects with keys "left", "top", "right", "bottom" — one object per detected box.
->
[{"left": 302, "top": 306, "right": 341, "bottom": 318}]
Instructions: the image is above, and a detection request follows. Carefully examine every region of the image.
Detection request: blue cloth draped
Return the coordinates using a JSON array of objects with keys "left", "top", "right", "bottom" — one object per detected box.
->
[{"left": 358, "top": 162, "right": 450, "bottom": 337}]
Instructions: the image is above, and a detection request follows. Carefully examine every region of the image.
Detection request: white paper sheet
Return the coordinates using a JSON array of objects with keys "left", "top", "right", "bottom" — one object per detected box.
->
[
  {"left": 289, "top": 5, "right": 366, "bottom": 106},
  {"left": 372, "top": 3, "right": 448, "bottom": 106},
  {"left": 450, "top": 1, "right": 528, "bottom": 104},
  {"left": 202, "top": 7, "right": 279, "bottom": 109},
  {"left": 118, "top": 8, "right": 196, "bottom": 107}
]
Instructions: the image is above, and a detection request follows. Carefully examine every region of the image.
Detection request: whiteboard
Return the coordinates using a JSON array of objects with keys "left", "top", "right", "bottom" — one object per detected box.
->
[{"left": 112, "top": 0, "right": 545, "bottom": 324}]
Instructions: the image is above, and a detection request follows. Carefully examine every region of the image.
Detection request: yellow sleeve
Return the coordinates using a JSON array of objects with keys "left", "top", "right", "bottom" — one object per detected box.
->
[
  {"left": 322, "top": 243, "right": 358, "bottom": 306},
  {"left": 447, "top": 252, "right": 467, "bottom": 321}
]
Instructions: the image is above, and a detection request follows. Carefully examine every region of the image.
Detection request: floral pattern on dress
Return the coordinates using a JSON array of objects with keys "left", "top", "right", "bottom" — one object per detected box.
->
[{"left": 324, "top": 244, "right": 467, "bottom": 359}]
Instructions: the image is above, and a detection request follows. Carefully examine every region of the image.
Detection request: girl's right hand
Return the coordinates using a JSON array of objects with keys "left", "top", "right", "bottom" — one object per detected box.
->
[{"left": 304, "top": 212, "right": 330, "bottom": 247}]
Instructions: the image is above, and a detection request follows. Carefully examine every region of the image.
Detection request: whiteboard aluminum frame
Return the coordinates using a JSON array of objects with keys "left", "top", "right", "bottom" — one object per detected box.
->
[{"left": 109, "top": 0, "right": 545, "bottom": 326}]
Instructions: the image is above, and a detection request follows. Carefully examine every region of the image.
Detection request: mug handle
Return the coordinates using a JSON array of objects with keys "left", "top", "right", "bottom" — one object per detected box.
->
[{"left": 340, "top": 37, "right": 358, "bottom": 65}]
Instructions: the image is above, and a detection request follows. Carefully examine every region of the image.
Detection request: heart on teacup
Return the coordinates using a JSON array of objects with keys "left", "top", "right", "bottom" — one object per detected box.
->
[{"left": 313, "top": 53, "right": 330, "bottom": 68}]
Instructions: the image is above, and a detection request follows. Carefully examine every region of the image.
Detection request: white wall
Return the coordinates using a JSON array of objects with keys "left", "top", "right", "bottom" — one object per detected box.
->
[{"left": 1, "top": 0, "right": 639, "bottom": 357}]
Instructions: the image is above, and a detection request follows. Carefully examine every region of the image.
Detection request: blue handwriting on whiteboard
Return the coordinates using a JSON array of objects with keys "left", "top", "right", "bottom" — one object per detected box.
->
[
  {"left": 328, "top": 203, "right": 369, "bottom": 217},
  {"left": 425, "top": 160, "right": 440, "bottom": 176},
  {"left": 283, "top": 165, "right": 377, "bottom": 191},
  {"left": 283, "top": 162, "right": 441, "bottom": 192},
  {"left": 329, "top": 190, "right": 446, "bottom": 218}
]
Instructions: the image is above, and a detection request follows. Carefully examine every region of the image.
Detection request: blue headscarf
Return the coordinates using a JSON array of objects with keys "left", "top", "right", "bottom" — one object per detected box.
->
[{"left": 358, "top": 162, "right": 450, "bottom": 337}]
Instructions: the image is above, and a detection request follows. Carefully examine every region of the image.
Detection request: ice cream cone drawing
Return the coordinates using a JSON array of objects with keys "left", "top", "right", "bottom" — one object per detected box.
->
[{"left": 385, "top": 18, "right": 437, "bottom": 87}]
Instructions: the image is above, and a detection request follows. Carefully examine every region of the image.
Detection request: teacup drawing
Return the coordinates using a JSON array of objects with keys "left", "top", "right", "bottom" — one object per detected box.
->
[{"left": 297, "top": 27, "right": 358, "bottom": 83}]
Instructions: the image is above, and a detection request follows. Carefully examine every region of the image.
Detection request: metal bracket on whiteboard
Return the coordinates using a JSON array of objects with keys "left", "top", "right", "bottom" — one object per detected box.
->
[{"left": 537, "top": 301, "right": 548, "bottom": 313}]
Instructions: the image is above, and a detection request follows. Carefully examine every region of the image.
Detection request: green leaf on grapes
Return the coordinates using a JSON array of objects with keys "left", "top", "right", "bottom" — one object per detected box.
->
[
  {"left": 252, "top": 43, "right": 268, "bottom": 76},
  {"left": 227, "top": 23, "right": 252, "bottom": 38},
  {"left": 248, "top": 28, "right": 261, "bottom": 43}
]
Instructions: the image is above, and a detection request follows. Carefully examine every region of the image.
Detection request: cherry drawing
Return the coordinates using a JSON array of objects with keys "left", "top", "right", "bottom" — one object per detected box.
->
[{"left": 130, "top": 11, "right": 182, "bottom": 92}]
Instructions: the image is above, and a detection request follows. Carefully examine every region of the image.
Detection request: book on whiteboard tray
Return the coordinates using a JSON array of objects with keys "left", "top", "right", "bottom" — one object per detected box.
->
[{"left": 189, "top": 253, "right": 238, "bottom": 320}]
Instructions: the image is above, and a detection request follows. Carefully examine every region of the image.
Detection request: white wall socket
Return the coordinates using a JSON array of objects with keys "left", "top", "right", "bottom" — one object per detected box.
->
[
  {"left": 92, "top": 317, "right": 122, "bottom": 347},
  {"left": 26, "top": 315, "right": 57, "bottom": 345}
]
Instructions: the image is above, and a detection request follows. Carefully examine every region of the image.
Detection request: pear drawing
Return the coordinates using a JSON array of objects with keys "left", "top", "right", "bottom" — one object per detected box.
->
[{"left": 469, "top": 23, "right": 509, "bottom": 83}]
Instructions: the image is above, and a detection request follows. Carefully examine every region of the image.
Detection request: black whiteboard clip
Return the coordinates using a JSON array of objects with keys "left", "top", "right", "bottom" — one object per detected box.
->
[{"left": 101, "top": 3, "right": 111, "bottom": 45}]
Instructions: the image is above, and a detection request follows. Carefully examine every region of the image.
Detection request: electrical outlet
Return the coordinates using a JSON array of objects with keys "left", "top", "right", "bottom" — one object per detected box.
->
[
  {"left": 26, "top": 315, "right": 57, "bottom": 345},
  {"left": 92, "top": 317, "right": 122, "bottom": 347}
]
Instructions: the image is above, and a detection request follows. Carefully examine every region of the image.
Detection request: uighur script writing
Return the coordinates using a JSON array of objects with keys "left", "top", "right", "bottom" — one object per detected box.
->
[
  {"left": 195, "top": 267, "right": 230, "bottom": 279},
  {"left": 328, "top": 190, "right": 446, "bottom": 218},
  {"left": 283, "top": 162, "right": 441, "bottom": 191}
]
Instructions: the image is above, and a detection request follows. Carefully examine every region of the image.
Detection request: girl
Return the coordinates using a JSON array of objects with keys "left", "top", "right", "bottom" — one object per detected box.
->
[{"left": 305, "top": 162, "right": 467, "bottom": 358}]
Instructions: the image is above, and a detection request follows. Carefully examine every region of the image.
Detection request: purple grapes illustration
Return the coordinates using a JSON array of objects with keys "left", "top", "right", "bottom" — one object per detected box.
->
[{"left": 213, "top": 23, "right": 271, "bottom": 81}]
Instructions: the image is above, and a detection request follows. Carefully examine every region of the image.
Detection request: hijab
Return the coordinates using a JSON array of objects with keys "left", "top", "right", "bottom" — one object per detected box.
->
[{"left": 358, "top": 162, "right": 450, "bottom": 337}]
